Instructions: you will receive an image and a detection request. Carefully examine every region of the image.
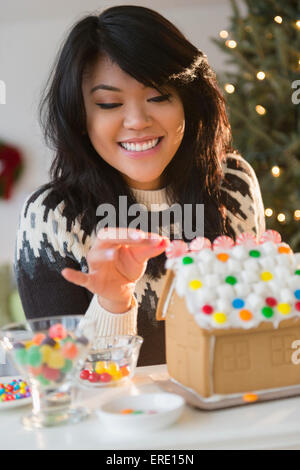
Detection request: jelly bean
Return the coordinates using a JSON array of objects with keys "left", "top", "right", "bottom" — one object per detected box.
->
[
  {"left": 99, "top": 373, "right": 112, "bottom": 383},
  {"left": 61, "top": 342, "right": 78, "bottom": 360},
  {"left": 80, "top": 369, "right": 90, "bottom": 380},
  {"left": 29, "top": 366, "right": 43, "bottom": 377},
  {"left": 48, "top": 323, "right": 67, "bottom": 340},
  {"left": 40, "top": 345, "right": 53, "bottom": 364},
  {"left": 202, "top": 304, "right": 213, "bottom": 315},
  {"left": 27, "top": 345, "right": 42, "bottom": 367},
  {"left": 24, "top": 340, "right": 34, "bottom": 350},
  {"left": 188, "top": 279, "right": 202, "bottom": 290},
  {"left": 32, "top": 333, "right": 46, "bottom": 345},
  {"left": 42, "top": 365, "right": 61, "bottom": 382},
  {"left": 88, "top": 372, "right": 101, "bottom": 383},
  {"left": 41, "top": 336, "right": 56, "bottom": 347},
  {"left": 120, "top": 409, "right": 134, "bottom": 414},
  {"left": 36, "top": 374, "right": 50, "bottom": 386},
  {"left": 217, "top": 253, "right": 229, "bottom": 263},
  {"left": 61, "top": 359, "right": 73, "bottom": 374},
  {"left": 47, "top": 350, "right": 65, "bottom": 369},
  {"left": 15, "top": 348, "right": 28, "bottom": 366},
  {"left": 225, "top": 276, "right": 237, "bottom": 285}
]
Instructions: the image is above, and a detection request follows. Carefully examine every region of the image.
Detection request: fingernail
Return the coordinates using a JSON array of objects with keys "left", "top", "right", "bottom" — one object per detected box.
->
[
  {"left": 129, "top": 230, "right": 145, "bottom": 240},
  {"left": 102, "top": 248, "right": 115, "bottom": 260}
]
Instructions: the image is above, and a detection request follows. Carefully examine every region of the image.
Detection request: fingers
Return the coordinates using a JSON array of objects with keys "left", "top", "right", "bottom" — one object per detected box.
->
[
  {"left": 61, "top": 268, "right": 89, "bottom": 288},
  {"left": 128, "top": 237, "right": 170, "bottom": 264},
  {"left": 96, "top": 227, "right": 162, "bottom": 248}
]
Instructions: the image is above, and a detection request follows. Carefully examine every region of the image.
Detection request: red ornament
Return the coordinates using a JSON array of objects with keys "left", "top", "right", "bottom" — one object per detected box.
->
[{"left": 0, "top": 142, "right": 23, "bottom": 199}]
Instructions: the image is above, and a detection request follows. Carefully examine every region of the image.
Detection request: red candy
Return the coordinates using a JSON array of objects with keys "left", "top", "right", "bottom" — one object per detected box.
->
[
  {"left": 88, "top": 372, "right": 101, "bottom": 383},
  {"left": 202, "top": 305, "right": 213, "bottom": 315},
  {"left": 213, "top": 236, "right": 234, "bottom": 251},
  {"left": 99, "top": 373, "right": 112, "bottom": 383},
  {"left": 42, "top": 365, "right": 61, "bottom": 381},
  {"left": 265, "top": 297, "right": 277, "bottom": 307},
  {"left": 260, "top": 230, "right": 281, "bottom": 244},
  {"left": 165, "top": 240, "right": 188, "bottom": 258},
  {"left": 48, "top": 323, "right": 67, "bottom": 340},
  {"left": 236, "top": 232, "right": 257, "bottom": 248},
  {"left": 189, "top": 237, "right": 212, "bottom": 252},
  {"left": 80, "top": 369, "right": 90, "bottom": 380},
  {"left": 296, "top": 302, "right": 300, "bottom": 312}
]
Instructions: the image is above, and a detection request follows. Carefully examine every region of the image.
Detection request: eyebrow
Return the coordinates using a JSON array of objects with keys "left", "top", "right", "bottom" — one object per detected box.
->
[{"left": 90, "top": 83, "right": 148, "bottom": 94}]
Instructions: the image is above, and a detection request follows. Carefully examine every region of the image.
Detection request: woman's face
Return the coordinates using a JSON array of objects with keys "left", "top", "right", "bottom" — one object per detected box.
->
[{"left": 82, "top": 54, "right": 185, "bottom": 190}]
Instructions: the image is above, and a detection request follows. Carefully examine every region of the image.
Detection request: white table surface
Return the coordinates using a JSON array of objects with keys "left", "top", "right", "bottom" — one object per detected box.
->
[{"left": 1, "top": 364, "right": 300, "bottom": 450}]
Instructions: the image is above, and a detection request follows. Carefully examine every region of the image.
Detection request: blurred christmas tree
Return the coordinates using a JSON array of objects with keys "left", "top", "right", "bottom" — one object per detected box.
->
[{"left": 213, "top": 0, "right": 300, "bottom": 249}]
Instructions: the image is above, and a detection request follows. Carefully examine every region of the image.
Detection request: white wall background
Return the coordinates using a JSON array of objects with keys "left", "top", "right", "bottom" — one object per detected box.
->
[{"left": 0, "top": 0, "right": 242, "bottom": 266}]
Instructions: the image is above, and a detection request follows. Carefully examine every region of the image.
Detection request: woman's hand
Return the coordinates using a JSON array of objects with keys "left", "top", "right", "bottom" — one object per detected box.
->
[{"left": 61, "top": 228, "right": 170, "bottom": 313}]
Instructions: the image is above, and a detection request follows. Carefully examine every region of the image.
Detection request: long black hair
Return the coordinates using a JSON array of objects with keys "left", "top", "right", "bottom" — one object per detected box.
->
[{"left": 38, "top": 5, "right": 235, "bottom": 280}]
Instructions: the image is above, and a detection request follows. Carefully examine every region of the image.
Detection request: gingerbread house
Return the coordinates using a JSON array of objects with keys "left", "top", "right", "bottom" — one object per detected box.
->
[{"left": 156, "top": 231, "right": 300, "bottom": 399}]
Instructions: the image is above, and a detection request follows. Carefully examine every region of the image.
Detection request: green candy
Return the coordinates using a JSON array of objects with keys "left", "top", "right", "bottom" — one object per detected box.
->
[
  {"left": 249, "top": 250, "right": 261, "bottom": 258},
  {"left": 14, "top": 348, "right": 28, "bottom": 366},
  {"left": 61, "top": 359, "right": 73, "bottom": 373},
  {"left": 27, "top": 345, "right": 42, "bottom": 367},
  {"left": 36, "top": 374, "right": 50, "bottom": 386},
  {"left": 225, "top": 276, "right": 237, "bottom": 285},
  {"left": 262, "top": 306, "right": 274, "bottom": 318},
  {"left": 295, "top": 270, "right": 300, "bottom": 276},
  {"left": 182, "top": 256, "right": 194, "bottom": 265}
]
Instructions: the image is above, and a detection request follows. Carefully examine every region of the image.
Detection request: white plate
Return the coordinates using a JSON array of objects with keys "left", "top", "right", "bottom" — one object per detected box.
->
[
  {"left": 0, "top": 376, "right": 32, "bottom": 410},
  {"left": 96, "top": 392, "right": 185, "bottom": 433}
]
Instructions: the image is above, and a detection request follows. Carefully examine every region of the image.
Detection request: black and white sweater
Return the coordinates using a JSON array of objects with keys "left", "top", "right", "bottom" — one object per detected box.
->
[{"left": 14, "top": 153, "right": 266, "bottom": 366}]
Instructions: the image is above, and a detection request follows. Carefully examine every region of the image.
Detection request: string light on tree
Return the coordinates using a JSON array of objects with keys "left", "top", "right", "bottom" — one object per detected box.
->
[
  {"left": 277, "top": 213, "right": 286, "bottom": 223},
  {"left": 225, "top": 39, "right": 237, "bottom": 49},
  {"left": 224, "top": 83, "right": 235, "bottom": 94},
  {"left": 274, "top": 16, "right": 283, "bottom": 24},
  {"left": 256, "top": 71, "right": 266, "bottom": 80},
  {"left": 296, "top": 20, "right": 300, "bottom": 29},
  {"left": 256, "top": 105, "right": 266, "bottom": 115},
  {"left": 265, "top": 208, "right": 273, "bottom": 217},
  {"left": 219, "top": 30, "right": 229, "bottom": 39},
  {"left": 294, "top": 210, "right": 300, "bottom": 221},
  {"left": 271, "top": 166, "right": 280, "bottom": 177}
]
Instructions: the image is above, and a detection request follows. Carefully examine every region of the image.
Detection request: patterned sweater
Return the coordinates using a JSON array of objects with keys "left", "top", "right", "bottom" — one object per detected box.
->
[{"left": 14, "top": 153, "right": 266, "bottom": 366}]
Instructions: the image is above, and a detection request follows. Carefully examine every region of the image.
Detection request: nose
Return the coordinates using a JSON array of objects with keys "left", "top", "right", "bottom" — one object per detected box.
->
[{"left": 123, "top": 103, "right": 152, "bottom": 130}]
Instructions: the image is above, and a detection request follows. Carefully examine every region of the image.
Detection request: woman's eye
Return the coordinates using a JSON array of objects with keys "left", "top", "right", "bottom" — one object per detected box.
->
[{"left": 96, "top": 94, "right": 171, "bottom": 109}]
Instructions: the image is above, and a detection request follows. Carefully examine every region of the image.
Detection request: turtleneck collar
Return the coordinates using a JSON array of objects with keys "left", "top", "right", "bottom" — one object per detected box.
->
[{"left": 130, "top": 186, "right": 172, "bottom": 211}]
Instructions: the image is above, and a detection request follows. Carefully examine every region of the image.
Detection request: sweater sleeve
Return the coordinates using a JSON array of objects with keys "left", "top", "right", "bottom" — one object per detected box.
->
[
  {"left": 14, "top": 187, "right": 138, "bottom": 335},
  {"left": 221, "top": 153, "right": 266, "bottom": 240}
]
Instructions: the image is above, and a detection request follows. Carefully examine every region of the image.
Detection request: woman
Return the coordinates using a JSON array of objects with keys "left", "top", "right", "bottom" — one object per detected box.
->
[{"left": 14, "top": 5, "right": 265, "bottom": 366}]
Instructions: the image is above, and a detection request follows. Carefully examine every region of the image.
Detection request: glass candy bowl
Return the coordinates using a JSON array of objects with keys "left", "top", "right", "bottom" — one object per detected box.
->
[
  {"left": 0, "top": 315, "right": 94, "bottom": 428},
  {"left": 79, "top": 335, "right": 143, "bottom": 387}
]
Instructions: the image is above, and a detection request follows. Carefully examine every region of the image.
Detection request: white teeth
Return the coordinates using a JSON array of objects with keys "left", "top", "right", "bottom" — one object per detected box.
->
[{"left": 120, "top": 138, "right": 159, "bottom": 151}]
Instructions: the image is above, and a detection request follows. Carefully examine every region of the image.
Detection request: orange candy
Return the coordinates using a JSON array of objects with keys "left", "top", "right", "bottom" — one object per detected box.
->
[
  {"left": 61, "top": 342, "right": 78, "bottom": 359},
  {"left": 217, "top": 253, "right": 229, "bottom": 263},
  {"left": 243, "top": 393, "right": 258, "bottom": 403},
  {"left": 120, "top": 365, "right": 130, "bottom": 377},
  {"left": 239, "top": 309, "right": 253, "bottom": 322},
  {"left": 120, "top": 409, "right": 134, "bottom": 414},
  {"left": 32, "top": 333, "right": 46, "bottom": 345},
  {"left": 278, "top": 246, "right": 291, "bottom": 254}
]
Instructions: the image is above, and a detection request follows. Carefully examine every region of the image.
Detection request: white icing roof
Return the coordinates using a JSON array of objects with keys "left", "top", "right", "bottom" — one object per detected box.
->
[{"left": 165, "top": 241, "right": 300, "bottom": 330}]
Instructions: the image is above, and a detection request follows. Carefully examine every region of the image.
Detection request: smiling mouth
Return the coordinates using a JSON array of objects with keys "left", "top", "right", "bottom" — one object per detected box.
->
[{"left": 118, "top": 137, "right": 163, "bottom": 151}]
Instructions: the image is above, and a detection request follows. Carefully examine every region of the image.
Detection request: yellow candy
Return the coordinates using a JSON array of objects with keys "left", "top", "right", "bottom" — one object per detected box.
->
[
  {"left": 53, "top": 338, "right": 61, "bottom": 349},
  {"left": 47, "top": 350, "right": 65, "bottom": 369},
  {"left": 95, "top": 361, "right": 106, "bottom": 374},
  {"left": 40, "top": 345, "right": 52, "bottom": 364},
  {"left": 213, "top": 312, "right": 227, "bottom": 324},
  {"left": 188, "top": 280, "right": 202, "bottom": 290},
  {"left": 261, "top": 271, "right": 273, "bottom": 282},
  {"left": 24, "top": 340, "right": 33, "bottom": 350},
  {"left": 106, "top": 361, "right": 119, "bottom": 375},
  {"left": 277, "top": 303, "right": 291, "bottom": 315},
  {"left": 112, "top": 371, "right": 123, "bottom": 381}
]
